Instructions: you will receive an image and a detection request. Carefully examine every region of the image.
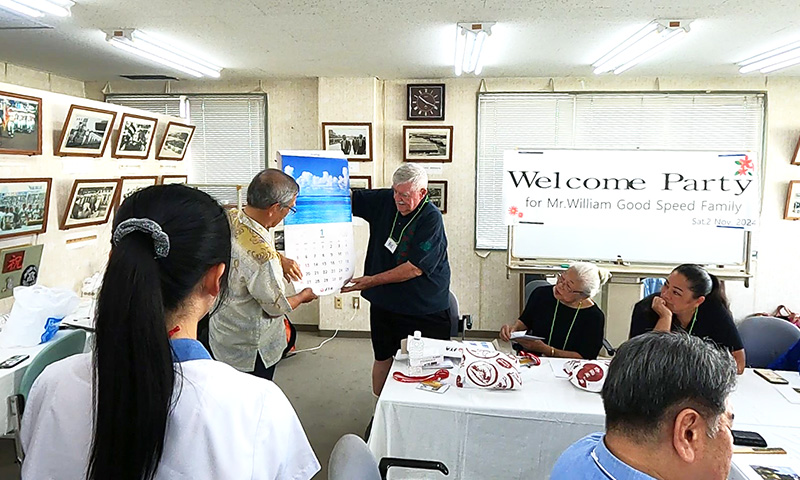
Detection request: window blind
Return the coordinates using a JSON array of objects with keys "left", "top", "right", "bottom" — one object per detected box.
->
[
  {"left": 476, "top": 92, "right": 766, "bottom": 250},
  {"left": 105, "top": 95, "right": 184, "bottom": 118}
]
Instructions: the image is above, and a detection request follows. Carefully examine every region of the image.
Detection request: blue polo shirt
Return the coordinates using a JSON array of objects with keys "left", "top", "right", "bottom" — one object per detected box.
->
[
  {"left": 352, "top": 188, "right": 450, "bottom": 316},
  {"left": 551, "top": 433, "right": 657, "bottom": 480}
]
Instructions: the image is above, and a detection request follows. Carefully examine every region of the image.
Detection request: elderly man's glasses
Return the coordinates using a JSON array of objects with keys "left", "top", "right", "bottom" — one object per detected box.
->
[
  {"left": 283, "top": 205, "right": 297, "bottom": 215},
  {"left": 556, "top": 273, "right": 586, "bottom": 296}
]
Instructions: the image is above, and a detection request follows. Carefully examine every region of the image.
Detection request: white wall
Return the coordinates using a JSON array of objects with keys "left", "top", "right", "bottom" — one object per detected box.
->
[
  {"left": 73, "top": 74, "right": 800, "bottom": 346},
  {"left": 0, "top": 77, "right": 186, "bottom": 314}
]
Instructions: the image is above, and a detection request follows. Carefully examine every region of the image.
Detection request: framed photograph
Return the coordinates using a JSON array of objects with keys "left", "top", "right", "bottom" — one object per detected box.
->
[
  {"left": 118, "top": 176, "right": 158, "bottom": 207},
  {"left": 407, "top": 84, "right": 445, "bottom": 121},
  {"left": 0, "top": 91, "right": 42, "bottom": 156},
  {"left": 322, "top": 122, "right": 372, "bottom": 162},
  {"left": 350, "top": 175, "right": 372, "bottom": 191},
  {"left": 785, "top": 181, "right": 800, "bottom": 220},
  {"left": 792, "top": 135, "right": 800, "bottom": 165},
  {"left": 113, "top": 113, "right": 158, "bottom": 159},
  {"left": 55, "top": 105, "right": 117, "bottom": 157},
  {"left": 61, "top": 179, "right": 121, "bottom": 230},
  {"left": 427, "top": 180, "right": 448, "bottom": 214},
  {"left": 156, "top": 122, "right": 196, "bottom": 161},
  {"left": 403, "top": 125, "right": 453, "bottom": 162},
  {"left": 160, "top": 175, "right": 188, "bottom": 185},
  {"left": 0, "top": 178, "right": 51, "bottom": 240}
]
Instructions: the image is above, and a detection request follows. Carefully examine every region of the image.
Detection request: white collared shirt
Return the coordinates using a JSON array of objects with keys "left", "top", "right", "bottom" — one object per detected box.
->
[
  {"left": 211, "top": 208, "right": 292, "bottom": 371},
  {"left": 21, "top": 353, "right": 320, "bottom": 480}
]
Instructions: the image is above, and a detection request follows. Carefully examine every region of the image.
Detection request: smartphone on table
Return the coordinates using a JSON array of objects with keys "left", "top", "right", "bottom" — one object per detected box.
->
[
  {"left": 753, "top": 368, "right": 789, "bottom": 385},
  {"left": 0, "top": 355, "right": 29, "bottom": 369}
]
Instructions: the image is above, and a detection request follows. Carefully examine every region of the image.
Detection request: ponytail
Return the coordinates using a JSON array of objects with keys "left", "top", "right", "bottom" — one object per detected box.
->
[
  {"left": 89, "top": 232, "right": 174, "bottom": 480},
  {"left": 88, "top": 184, "right": 231, "bottom": 480}
]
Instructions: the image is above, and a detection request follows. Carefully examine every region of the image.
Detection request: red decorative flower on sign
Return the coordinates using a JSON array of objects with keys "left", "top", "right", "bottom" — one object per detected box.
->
[
  {"left": 517, "top": 212, "right": 523, "bottom": 218},
  {"left": 734, "top": 155, "right": 754, "bottom": 176},
  {"left": 508, "top": 206, "right": 518, "bottom": 215}
]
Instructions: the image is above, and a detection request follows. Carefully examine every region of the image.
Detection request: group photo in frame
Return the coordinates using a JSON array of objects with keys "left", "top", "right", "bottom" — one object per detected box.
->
[
  {"left": 61, "top": 179, "right": 121, "bottom": 230},
  {"left": 56, "top": 105, "right": 117, "bottom": 157},
  {"left": 0, "top": 178, "right": 52, "bottom": 240},
  {"left": 118, "top": 176, "right": 159, "bottom": 207},
  {"left": 160, "top": 175, "right": 188, "bottom": 185},
  {"left": 349, "top": 175, "right": 372, "bottom": 191},
  {"left": 0, "top": 91, "right": 42, "bottom": 156},
  {"left": 322, "top": 122, "right": 372, "bottom": 161},
  {"left": 113, "top": 113, "right": 158, "bottom": 159},
  {"left": 403, "top": 125, "right": 453, "bottom": 162},
  {"left": 785, "top": 180, "right": 800, "bottom": 220},
  {"left": 156, "top": 122, "right": 196, "bottom": 161},
  {"left": 427, "top": 180, "right": 448, "bottom": 214}
]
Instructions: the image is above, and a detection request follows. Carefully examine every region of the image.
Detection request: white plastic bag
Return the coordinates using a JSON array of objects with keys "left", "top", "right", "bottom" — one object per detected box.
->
[{"left": 0, "top": 286, "right": 80, "bottom": 347}]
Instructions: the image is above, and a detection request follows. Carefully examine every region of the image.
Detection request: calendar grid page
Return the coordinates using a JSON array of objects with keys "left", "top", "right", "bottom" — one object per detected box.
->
[{"left": 279, "top": 150, "right": 356, "bottom": 296}]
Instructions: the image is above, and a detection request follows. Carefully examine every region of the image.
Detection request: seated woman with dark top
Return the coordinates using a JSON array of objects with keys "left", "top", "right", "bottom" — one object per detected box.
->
[
  {"left": 499, "top": 263, "right": 611, "bottom": 360},
  {"left": 629, "top": 263, "right": 746, "bottom": 374}
]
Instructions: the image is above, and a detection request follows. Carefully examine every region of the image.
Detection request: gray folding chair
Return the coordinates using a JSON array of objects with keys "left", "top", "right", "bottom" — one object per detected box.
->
[
  {"left": 738, "top": 316, "right": 800, "bottom": 368},
  {"left": 448, "top": 291, "right": 472, "bottom": 340},
  {"left": 329, "top": 434, "right": 448, "bottom": 480},
  {"left": 524, "top": 280, "right": 551, "bottom": 305},
  {"left": 3, "top": 329, "right": 87, "bottom": 463}
]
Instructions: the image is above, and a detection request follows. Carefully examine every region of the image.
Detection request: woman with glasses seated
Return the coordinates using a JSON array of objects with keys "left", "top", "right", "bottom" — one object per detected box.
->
[
  {"left": 629, "top": 263, "right": 745, "bottom": 374},
  {"left": 21, "top": 185, "right": 319, "bottom": 479},
  {"left": 499, "top": 263, "right": 611, "bottom": 360}
]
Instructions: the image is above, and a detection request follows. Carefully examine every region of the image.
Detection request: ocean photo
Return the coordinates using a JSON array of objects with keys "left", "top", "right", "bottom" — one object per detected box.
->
[{"left": 282, "top": 154, "right": 352, "bottom": 225}]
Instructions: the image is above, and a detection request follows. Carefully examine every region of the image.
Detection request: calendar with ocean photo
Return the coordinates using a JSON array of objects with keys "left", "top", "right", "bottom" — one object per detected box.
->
[{"left": 278, "top": 151, "right": 356, "bottom": 295}]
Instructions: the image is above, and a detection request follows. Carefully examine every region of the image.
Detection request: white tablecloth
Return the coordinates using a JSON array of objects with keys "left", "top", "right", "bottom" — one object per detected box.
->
[{"left": 369, "top": 359, "right": 800, "bottom": 480}]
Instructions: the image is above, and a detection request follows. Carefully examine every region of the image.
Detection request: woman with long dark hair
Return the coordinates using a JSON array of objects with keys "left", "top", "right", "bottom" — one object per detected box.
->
[
  {"left": 21, "top": 185, "right": 320, "bottom": 480},
  {"left": 629, "top": 263, "right": 746, "bottom": 373}
]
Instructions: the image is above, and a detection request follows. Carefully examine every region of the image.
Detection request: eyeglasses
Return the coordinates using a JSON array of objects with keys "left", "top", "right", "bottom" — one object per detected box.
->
[
  {"left": 556, "top": 273, "right": 586, "bottom": 296},
  {"left": 282, "top": 205, "right": 297, "bottom": 215}
]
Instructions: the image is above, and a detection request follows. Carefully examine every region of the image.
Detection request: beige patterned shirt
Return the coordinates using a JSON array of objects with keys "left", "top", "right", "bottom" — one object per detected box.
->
[{"left": 210, "top": 208, "right": 292, "bottom": 371}]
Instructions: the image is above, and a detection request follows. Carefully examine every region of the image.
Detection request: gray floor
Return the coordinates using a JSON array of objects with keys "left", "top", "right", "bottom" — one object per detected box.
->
[{"left": 0, "top": 331, "right": 377, "bottom": 480}]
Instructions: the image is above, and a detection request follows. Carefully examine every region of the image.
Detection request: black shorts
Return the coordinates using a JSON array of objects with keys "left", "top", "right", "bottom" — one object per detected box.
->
[{"left": 370, "top": 304, "right": 451, "bottom": 361}]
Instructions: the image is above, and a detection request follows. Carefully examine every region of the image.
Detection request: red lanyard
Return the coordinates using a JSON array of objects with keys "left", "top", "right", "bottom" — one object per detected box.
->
[{"left": 393, "top": 368, "right": 450, "bottom": 383}]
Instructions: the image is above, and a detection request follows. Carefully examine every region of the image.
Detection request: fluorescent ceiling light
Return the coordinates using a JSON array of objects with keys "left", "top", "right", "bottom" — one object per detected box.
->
[
  {"left": 105, "top": 29, "right": 223, "bottom": 78},
  {"left": 593, "top": 20, "right": 691, "bottom": 75},
  {"left": 0, "top": 0, "right": 72, "bottom": 17},
  {"left": 455, "top": 22, "right": 495, "bottom": 76},
  {"left": 738, "top": 40, "right": 800, "bottom": 74}
]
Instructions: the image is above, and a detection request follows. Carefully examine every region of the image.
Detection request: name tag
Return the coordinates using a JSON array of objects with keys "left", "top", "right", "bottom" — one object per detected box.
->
[{"left": 385, "top": 237, "right": 398, "bottom": 253}]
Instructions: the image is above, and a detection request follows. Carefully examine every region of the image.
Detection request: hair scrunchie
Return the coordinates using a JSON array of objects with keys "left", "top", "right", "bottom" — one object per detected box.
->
[{"left": 112, "top": 218, "right": 170, "bottom": 258}]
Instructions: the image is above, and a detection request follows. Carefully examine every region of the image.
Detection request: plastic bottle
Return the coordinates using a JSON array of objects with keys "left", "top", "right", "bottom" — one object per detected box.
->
[{"left": 408, "top": 330, "right": 425, "bottom": 375}]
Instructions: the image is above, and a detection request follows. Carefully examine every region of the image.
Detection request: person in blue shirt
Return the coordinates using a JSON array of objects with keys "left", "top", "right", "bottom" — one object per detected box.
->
[
  {"left": 769, "top": 339, "right": 800, "bottom": 372},
  {"left": 551, "top": 332, "right": 738, "bottom": 480},
  {"left": 343, "top": 163, "right": 451, "bottom": 396}
]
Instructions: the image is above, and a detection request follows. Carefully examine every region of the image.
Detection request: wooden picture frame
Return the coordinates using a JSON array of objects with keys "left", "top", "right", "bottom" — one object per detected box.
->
[
  {"left": 403, "top": 125, "right": 453, "bottom": 163},
  {"left": 117, "top": 176, "right": 159, "bottom": 208},
  {"left": 0, "top": 91, "right": 42, "bottom": 156},
  {"left": 0, "top": 178, "right": 51, "bottom": 240},
  {"left": 785, "top": 181, "right": 800, "bottom": 220},
  {"left": 792, "top": 136, "right": 800, "bottom": 165},
  {"left": 160, "top": 175, "right": 188, "bottom": 185},
  {"left": 156, "top": 122, "right": 196, "bottom": 161},
  {"left": 113, "top": 113, "right": 158, "bottom": 159},
  {"left": 55, "top": 105, "right": 117, "bottom": 157},
  {"left": 427, "top": 180, "right": 448, "bottom": 214},
  {"left": 322, "top": 122, "right": 373, "bottom": 162},
  {"left": 60, "top": 179, "right": 121, "bottom": 230},
  {"left": 349, "top": 175, "right": 372, "bottom": 190}
]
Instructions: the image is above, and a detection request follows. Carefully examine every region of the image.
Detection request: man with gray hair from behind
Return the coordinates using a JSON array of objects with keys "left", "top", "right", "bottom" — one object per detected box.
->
[
  {"left": 210, "top": 168, "right": 317, "bottom": 381},
  {"left": 551, "top": 331, "right": 738, "bottom": 480},
  {"left": 343, "top": 163, "right": 451, "bottom": 397}
]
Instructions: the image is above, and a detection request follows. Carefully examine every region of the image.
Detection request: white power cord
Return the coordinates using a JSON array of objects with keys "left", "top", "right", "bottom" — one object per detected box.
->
[{"left": 289, "top": 308, "right": 358, "bottom": 355}]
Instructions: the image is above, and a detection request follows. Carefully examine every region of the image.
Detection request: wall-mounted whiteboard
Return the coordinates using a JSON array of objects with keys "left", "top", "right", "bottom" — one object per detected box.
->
[
  {"left": 512, "top": 224, "right": 746, "bottom": 265},
  {"left": 477, "top": 92, "right": 767, "bottom": 261}
]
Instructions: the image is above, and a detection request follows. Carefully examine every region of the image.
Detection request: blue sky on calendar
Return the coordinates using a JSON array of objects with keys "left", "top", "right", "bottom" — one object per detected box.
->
[{"left": 283, "top": 155, "right": 349, "bottom": 197}]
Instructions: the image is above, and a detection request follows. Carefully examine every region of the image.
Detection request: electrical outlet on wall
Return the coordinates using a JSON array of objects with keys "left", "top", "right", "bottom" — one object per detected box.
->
[
  {"left": 352, "top": 297, "right": 360, "bottom": 309},
  {"left": 334, "top": 296, "right": 343, "bottom": 309}
]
